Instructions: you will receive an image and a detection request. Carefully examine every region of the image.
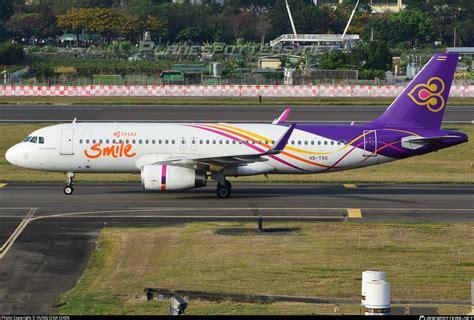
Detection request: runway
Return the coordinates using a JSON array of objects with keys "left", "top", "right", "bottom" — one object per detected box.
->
[
  {"left": 0, "top": 183, "right": 473, "bottom": 313},
  {"left": 1, "top": 104, "right": 473, "bottom": 123}
]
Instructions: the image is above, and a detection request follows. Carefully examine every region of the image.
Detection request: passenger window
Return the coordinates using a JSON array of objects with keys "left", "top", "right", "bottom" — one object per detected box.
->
[
  {"left": 324, "top": 141, "right": 327, "bottom": 145},
  {"left": 86, "top": 139, "right": 90, "bottom": 144},
  {"left": 304, "top": 141, "right": 308, "bottom": 145},
  {"left": 152, "top": 140, "right": 155, "bottom": 144},
  {"left": 79, "top": 139, "right": 83, "bottom": 144},
  {"left": 106, "top": 139, "right": 109, "bottom": 144},
  {"left": 159, "top": 140, "right": 162, "bottom": 144},
  {"left": 199, "top": 140, "right": 203, "bottom": 144},
  {"left": 39, "top": 137, "right": 44, "bottom": 144},
  {"left": 290, "top": 141, "right": 294, "bottom": 145},
  {"left": 182, "top": 139, "right": 186, "bottom": 144},
  {"left": 139, "top": 139, "right": 143, "bottom": 144},
  {"left": 298, "top": 141, "right": 301, "bottom": 145},
  {"left": 219, "top": 140, "right": 222, "bottom": 144},
  {"left": 212, "top": 140, "right": 216, "bottom": 144},
  {"left": 226, "top": 140, "right": 229, "bottom": 144},
  {"left": 126, "top": 139, "right": 130, "bottom": 144},
  {"left": 232, "top": 141, "right": 236, "bottom": 144},
  {"left": 331, "top": 141, "right": 334, "bottom": 145},
  {"left": 92, "top": 139, "right": 96, "bottom": 144},
  {"left": 99, "top": 139, "right": 103, "bottom": 144},
  {"left": 165, "top": 140, "right": 168, "bottom": 144},
  {"left": 318, "top": 141, "right": 321, "bottom": 145},
  {"left": 206, "top": 140, "right": 210, "bottom": 144},
  {"left": 145, "top": 140, "right": 149, "bottom": 144},
  {"left": 311, "top": 141, "right": 314, "bottom": 145}
]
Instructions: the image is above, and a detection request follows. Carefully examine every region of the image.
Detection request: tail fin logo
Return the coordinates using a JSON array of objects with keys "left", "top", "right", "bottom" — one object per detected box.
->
[{"left": 407, "top": 77, "right": 446, "bottom": 112}]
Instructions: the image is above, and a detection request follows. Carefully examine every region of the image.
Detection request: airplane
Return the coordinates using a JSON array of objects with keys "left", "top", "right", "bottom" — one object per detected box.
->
[{"left": 5, "top": 52, "right": 468, "bottom": 198}]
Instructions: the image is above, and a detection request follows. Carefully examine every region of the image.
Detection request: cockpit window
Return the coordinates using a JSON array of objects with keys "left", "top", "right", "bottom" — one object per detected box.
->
[
  {"left": 23, "top": 136, "right": 32, "bottom": 142},
  {"left": 30, "top": 136, "right": 37, "bottom": 143},
  {"left": 39, "top": 137, "right": 44, "bottom": 144}
]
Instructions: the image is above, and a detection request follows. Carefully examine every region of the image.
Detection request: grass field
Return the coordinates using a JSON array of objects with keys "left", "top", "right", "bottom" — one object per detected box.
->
[
  {"left": 57, "top": 222, "right": 474, "bottom": 315},
  {"left": 2, "top": 96, "right": 474, "bottom": 106},
  {"left": 0, "top": 123, "right": 472, "bottom": 183}
]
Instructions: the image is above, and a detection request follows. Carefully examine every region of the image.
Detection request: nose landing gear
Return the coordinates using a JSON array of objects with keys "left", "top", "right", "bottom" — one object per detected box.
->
[{"left": 64, "top": 172, "right": 75, "bottom": 195}]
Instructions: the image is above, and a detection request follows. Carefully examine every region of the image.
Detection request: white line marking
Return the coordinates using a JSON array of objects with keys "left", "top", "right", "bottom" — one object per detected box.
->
[{"left": 0, "top": 208, "right": 37, "bottom": 259}]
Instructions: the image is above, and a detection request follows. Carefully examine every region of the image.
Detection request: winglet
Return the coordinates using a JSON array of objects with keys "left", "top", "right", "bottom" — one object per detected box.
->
[
  {"left": 264, "top": 123, "right": 296, "bottom": 155},
  {"left": 272, "top": 107, "right": 292, "bottom": 124}
]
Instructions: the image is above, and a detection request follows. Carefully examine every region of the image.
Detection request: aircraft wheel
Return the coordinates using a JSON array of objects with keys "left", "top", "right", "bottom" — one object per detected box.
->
[
  {"left": 64, "top": 186, "right": 74, "bottom": 195},
  {"left": 216, "top": 184, "right": 231, "bottom": 198}
]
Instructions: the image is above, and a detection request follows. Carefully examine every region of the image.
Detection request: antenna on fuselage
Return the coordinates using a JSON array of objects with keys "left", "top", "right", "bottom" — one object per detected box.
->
[{"left": 72, "top": 117, "right": 77, "bottom": 123}]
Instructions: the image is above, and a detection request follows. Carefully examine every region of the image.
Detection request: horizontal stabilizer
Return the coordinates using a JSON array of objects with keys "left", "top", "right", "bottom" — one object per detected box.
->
[{"left": 401, "top": 135, "right": 459, "bottom": 150}]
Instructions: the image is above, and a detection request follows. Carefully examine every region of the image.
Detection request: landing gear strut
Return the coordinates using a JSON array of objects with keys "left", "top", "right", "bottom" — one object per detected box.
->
[
  {"left": 64, "top": 172, "right": 75, "bottom": 195},
  {"left": 216, "top": 180, "right": 231, "bottom": 199}
]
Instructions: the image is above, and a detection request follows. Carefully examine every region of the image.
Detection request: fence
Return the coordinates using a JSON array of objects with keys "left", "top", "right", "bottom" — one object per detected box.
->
[{"left": 1, "top": 84, "right": 474, "bottom": 97}]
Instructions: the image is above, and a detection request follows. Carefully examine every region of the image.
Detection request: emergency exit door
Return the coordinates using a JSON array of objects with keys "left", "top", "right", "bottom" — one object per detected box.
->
[{"left": 363, "top": 130, "right": 377, "bottom": 157}]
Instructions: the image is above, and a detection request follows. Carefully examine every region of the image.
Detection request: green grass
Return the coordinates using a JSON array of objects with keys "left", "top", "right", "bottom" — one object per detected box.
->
[
  {"left": 0, "top": 123, "right": 472, "bottom": 183},
  {"left": 2, "top": 96, "right": 474, "bottom": 105},
  {"left": 57, "top": 222, "right": 474, "bottom": 315}
]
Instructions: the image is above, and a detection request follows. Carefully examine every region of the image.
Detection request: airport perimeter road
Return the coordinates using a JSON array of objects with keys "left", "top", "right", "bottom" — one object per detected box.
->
[
  {"left": 0, "top": 183, "right": 473, "bottom": 313},
  {"left": 0, "top": 104, "right": 473, "bottom": 123}
]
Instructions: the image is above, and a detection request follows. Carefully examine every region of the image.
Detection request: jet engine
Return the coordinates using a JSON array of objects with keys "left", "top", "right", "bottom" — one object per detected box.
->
[{"left": 141, "top": 164, "right": 206, "bottom": 191}]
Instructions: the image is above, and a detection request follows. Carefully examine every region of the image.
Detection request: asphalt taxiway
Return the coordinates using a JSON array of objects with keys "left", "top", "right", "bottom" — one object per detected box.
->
[
  {"left": 0, "top": 183, "right": 473, "bottom": 314},
  {"left": 0, "top": 104, "right": 473, "bottom": 123}
]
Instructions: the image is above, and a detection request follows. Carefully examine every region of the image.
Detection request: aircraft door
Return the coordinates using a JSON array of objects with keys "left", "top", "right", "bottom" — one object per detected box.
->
[
  {"left": 363, "top": 130, "right": 377, "bottom": 157},
  {"left": 60, "top": 129, "right": 74, "bottom": 155}
]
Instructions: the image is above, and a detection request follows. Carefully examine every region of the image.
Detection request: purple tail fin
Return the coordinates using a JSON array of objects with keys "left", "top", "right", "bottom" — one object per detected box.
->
[{"left": 371, "top": 52, "right": 459, "bottom": 129}]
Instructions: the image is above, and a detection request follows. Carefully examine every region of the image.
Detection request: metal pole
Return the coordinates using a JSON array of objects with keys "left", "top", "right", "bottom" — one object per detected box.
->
[
  {"left": 285, "top": 0, "right": 298, "bottom": 39},
  {"left": 342, "top": 0, "right": 359, "bottom": 40},
  {"left": 258, "top": 215, "right": 263, "bottom": 232}
]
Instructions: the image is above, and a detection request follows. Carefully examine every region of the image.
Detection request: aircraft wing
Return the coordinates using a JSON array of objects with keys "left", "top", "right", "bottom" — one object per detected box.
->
[{"left": 154, "top": 123, "right": 296, "bottom": 167}]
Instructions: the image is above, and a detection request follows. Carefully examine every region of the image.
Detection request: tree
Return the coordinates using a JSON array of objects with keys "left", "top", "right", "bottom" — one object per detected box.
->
[
  {"left": 351, "top": 41, "right": 392, "bottom": 71},
  {"left": 0, "top": 0, "right": 13, "bottom": 22},
  {"left": 143, "top": 15, "right": 167, "bottom": 38},
  {"left": 6, "top": 13, "right": 56, "bottom": 40},
  {"left": 117, "top": 14, "right": 141, "bottom": 41},
  {"left": 0, "top": 43, "right": 25, "bottom": 65},
  {"left": 319, "top": 51, "right": 351, "bottom": 70}
]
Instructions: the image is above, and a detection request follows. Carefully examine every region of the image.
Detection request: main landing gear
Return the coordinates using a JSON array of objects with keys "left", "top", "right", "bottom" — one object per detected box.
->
[
  {"left": 64, "top": 172, "right": 75, "bottom": 195},
  {"left": 216, "top": 180, "right": 231, "bottom": 199}
]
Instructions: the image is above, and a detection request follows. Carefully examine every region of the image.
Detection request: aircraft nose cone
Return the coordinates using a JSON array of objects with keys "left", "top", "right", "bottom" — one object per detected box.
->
[{"left": 5, "top": 145, "right": 19, "bottom": 165}]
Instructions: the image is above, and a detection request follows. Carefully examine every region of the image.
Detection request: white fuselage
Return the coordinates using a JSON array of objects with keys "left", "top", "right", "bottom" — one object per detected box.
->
[{"left": 6, "top": 122, "right": 387, "bottom": 176}]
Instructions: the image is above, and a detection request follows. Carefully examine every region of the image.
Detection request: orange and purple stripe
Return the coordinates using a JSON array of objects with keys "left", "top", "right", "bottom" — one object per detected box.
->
[{"left": 161, "top": 164, "right": 167, "bottom": 191}]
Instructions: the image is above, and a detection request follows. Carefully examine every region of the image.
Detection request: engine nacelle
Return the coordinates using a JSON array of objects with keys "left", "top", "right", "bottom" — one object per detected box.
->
[{"left": 141, "top": 165, "right": 206, "bottom": 191}]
